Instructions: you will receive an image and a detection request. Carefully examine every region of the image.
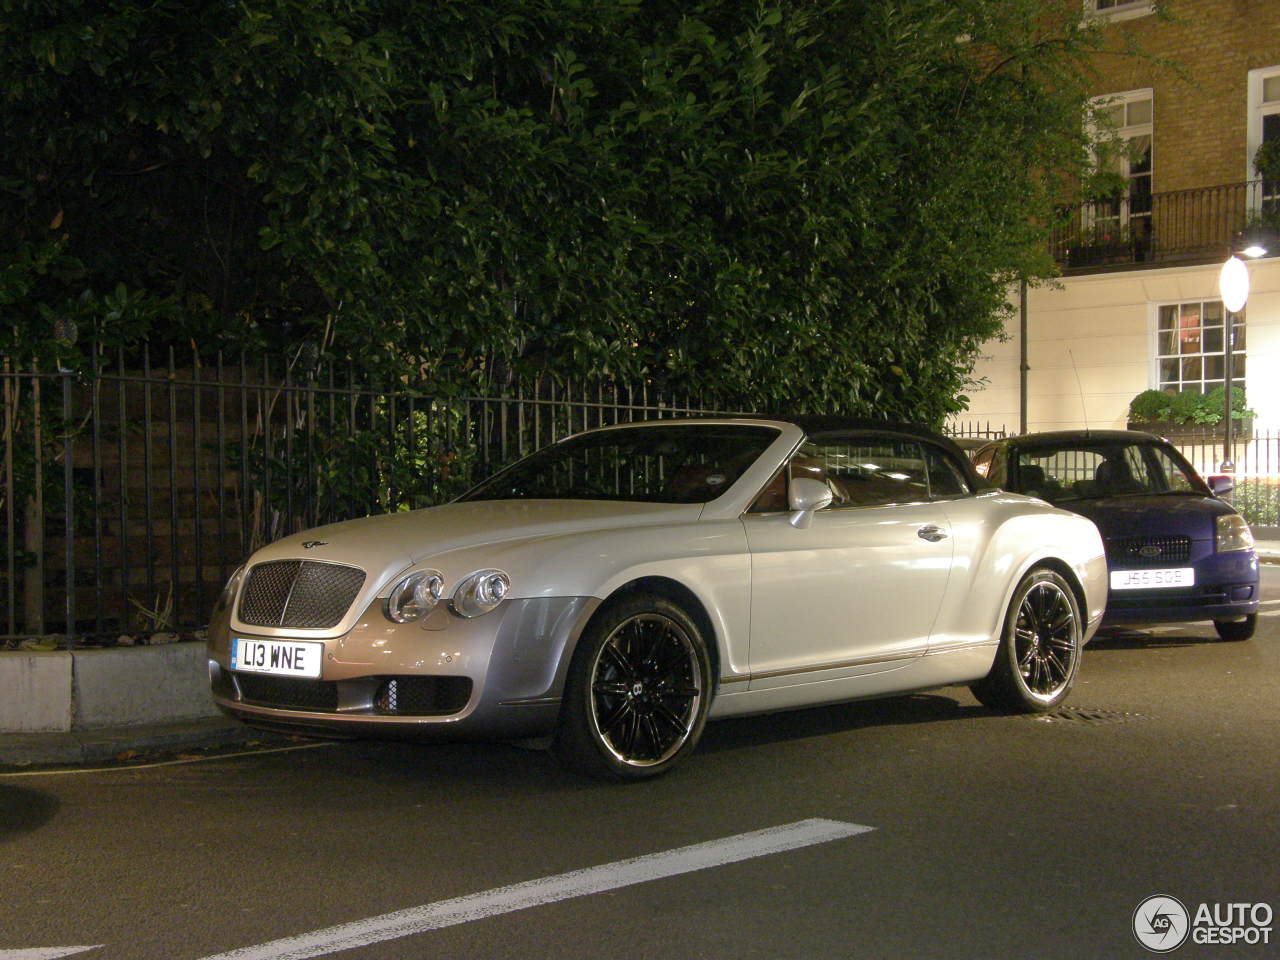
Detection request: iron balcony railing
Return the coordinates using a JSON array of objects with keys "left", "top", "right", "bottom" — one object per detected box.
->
[{"left": 1052, "top": 179, "right": 1280, "bottom": 272}]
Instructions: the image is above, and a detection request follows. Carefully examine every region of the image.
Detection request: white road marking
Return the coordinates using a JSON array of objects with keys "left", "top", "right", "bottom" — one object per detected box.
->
[
  {"left": 0, "top": 743, "right": 336, "bottom": 780},
  {"left": 0, "top": 948, "right": 102, "bottom": 959},
  {"left": 195, "top": 818, "right": 874, "bottom": 960}
]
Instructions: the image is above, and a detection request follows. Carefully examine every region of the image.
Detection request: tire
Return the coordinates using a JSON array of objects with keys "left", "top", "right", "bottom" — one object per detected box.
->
[
  {"left": 553, "top": 593, "right": 713, "bottom": 781},
  {"left": 971, "top": 567, "right": 1082, "bottom": 713},
  {"left": 1214, "top": 614, "right": 1256, "bottom": 642}
]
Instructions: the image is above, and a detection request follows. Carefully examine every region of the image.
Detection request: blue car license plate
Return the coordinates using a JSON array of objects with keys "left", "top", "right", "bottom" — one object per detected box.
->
[{"left": 1110, "top": 568, "right": 1194, "bottom": 591}]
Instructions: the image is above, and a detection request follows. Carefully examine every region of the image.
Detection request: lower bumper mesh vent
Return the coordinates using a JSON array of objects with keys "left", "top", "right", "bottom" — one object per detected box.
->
[
  {"left": 236, "top": 674, "right": 340, "bottom": 711},
  {"left": 374, "top": 677, "right": 472, "bottom": 716}
]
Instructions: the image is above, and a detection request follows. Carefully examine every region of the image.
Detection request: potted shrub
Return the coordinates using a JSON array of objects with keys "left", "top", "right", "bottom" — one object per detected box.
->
[{"left": 1127, "top": 387, "right": 1253, "bottom": 437}]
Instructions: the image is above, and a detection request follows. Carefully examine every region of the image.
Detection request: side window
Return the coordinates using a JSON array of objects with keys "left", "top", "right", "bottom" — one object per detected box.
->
[
  {"left": 1144, "top": 444, "right": 1199, "bottom": 493},
  {"left": 925, "top": 447, "right": 971, "bottom": 498},
  {"left": 796, "top": 437, "right": 930, "bottom": 508},
  {"left": 988, "top": 446, "right": 1008, "bottom": 488},
  {"left": 746, "top": 467, "right": 788, "bottom": 513}
]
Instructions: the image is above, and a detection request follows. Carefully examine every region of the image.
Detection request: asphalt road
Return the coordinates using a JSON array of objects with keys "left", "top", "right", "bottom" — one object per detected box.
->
[{"left": 3, "top": 566, "right": 1278, "bottom": 960}]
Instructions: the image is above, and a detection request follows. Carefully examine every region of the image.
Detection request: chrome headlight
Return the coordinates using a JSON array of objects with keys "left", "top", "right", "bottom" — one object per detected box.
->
[
  {"left": 1216, "top": 513, "right": 1255, "bottom": 553},
  {"left": 451, "top": 569, "right": 511, "bottom": 618},
  {"left": 212, "top": 565, "right": 245, "bottom": 620},
  {"left": 384, "top": 569, "right": 445, "bottom": 623}
]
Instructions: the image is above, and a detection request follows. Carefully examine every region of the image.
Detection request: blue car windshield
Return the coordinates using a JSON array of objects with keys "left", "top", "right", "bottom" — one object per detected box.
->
[
  {"left": 1013, "top": 441, "right": 1210, "bottom": 503},
  {"left": 460, "top": 424, "right": 779, "bottom": 504}
]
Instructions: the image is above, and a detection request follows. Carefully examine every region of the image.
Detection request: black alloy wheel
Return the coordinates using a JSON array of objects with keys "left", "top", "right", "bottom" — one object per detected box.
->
[
  {"left": 972, "top": 567, "right": 1082, "bottom": 713},
  {"left": 555, "top": 594, "right": 712, "bottom": 780}
]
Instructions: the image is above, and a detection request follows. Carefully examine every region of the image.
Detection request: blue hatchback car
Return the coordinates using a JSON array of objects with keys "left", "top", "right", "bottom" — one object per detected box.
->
[{"left": 972, "top": 430, "right": 1259, "bottom": 641}]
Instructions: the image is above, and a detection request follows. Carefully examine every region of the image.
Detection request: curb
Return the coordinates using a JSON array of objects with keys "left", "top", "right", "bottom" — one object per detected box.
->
[{"left": 0, "top": 716, "right": 273, "bottom": 768}]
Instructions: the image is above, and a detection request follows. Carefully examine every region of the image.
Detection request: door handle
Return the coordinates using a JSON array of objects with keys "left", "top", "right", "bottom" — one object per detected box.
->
[{"left": 917, "top": 524, "right": 948, "bottom": 542}]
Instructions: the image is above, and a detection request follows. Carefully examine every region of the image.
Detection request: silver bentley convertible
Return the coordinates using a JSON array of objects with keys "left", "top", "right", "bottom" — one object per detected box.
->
[{"left": 208, "top": 417, "right": 1107, "bottom": 780}]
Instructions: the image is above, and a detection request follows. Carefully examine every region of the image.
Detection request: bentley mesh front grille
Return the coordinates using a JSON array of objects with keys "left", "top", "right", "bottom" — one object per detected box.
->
[
  {"left": 1107, "top": 535, "right": 1191, "bottom": 567},
  {"left": 374, "top": 677, "right": 472, "bottom": 716},
  {"left": 236, "top": 674, "right": 340, "bottom": 711},
  {"left": 238, "top": 560, "right": 366, "bottom": 628}
]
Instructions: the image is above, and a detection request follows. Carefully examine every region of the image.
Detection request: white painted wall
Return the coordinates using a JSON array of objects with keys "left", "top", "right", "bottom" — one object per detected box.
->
[{"left": 963, "top": 258, "right": 1280, "bottom": 433}]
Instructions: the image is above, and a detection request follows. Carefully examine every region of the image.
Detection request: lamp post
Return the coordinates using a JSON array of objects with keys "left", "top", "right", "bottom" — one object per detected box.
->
[{"left": 1217, "top": 255, "right": 1250, "bottom": 475}]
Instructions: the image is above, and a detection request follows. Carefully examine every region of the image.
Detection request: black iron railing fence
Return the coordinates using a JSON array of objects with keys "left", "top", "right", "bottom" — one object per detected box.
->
[
  {"left": 1168, "top": 430, "right": 1280, "bottom": 530},
  {"left": 2, "top": 349, "right": 730, "bottom": 645},
  {"left": 1052, "top": 179, "right": 1279, "bottom": 271},
  {"left": 6, "top": 348, "right": 1271, "bottom": 646}
]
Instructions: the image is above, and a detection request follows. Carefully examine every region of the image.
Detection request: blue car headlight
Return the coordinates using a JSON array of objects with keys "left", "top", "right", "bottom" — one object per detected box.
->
[{"left": 1215, "top": 514, "right": 1254, "bottom": 553}]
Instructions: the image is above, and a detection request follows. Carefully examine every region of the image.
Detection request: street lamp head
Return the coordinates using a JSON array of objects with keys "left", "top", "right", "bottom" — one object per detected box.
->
[
  {"left": 1218, "top": 255, "right": 1250, "bottom": 313},
  {"left": 1233, "top": 222, "right": 1276, "bottom": 259}
]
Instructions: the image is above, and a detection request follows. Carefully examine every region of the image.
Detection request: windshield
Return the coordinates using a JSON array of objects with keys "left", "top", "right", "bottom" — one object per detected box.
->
[
  {"left": 460, "top": 424, "right": 779, "bottom": 504},
  {"left": 1012, "top": 440, "right": 1209, "bottom": 503}
]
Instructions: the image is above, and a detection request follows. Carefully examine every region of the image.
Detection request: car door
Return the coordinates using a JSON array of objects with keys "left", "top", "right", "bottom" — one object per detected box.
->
[{"left": 742, "top": 434, "right": 956, "bottom": 689}]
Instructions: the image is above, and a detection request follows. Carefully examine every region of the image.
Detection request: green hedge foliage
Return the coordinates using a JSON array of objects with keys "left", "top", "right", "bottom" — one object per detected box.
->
[{"left": 2, "top": 0, "right": 1114, "bottom": 422}]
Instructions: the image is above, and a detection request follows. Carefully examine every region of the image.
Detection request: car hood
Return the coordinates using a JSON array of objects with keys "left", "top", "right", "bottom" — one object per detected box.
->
[
  {"left": 250, "top": 498, "right": 704, "bottom": 589},
  {"left": 1061, "top": 494, "right": 1232, "bottom": 540}
]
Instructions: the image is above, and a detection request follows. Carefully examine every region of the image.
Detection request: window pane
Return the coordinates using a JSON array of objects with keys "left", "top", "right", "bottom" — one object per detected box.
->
[
  {"left": 1181, "top": 357, "right": 1202, "bottom": 381},
  {"left": 1203, "top": 326, "right": 1223, "bottom": 354},
  {"left": 1264, "top": 75, "right": 1280, "bottom": 103},
  {"left": 1126, "top": 99, "right": 1153, "bottom": 126},
  {"left": 1204, "top": 355, "right": 1224, "bottom": 380},
  {"left": 802, "top": 439, "right": 929, "bottom": 507},
  {"left": 1159, "top": 358, "right": 1179, "bottom": 384},
  {"left": 926, "top": 448, "right": 970, "bottom": 497},
  {"left": 1101, "top": 102, "right": 1125, "bottom": 128},
  {"left": 1158, "top": 329, "right": 1176, "bottom": 355},
  {"left": 1234, "top": 356, "right": 1246, "bottom": 378},
  {"left": 1158, "top": 305, "right": 1177, "bottom": 330},
  {"left": 1233, "top": 325, "right": 1246, "bottom": 350},
  {"left": 1203, "top": 301, "right": 1223, "bottom": 323},
  {"left": 1179, "top": 324, "right": 1202, "bottom": 353}
]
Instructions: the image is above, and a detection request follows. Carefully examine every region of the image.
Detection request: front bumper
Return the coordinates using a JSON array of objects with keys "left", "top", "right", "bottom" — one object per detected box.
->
[
  {"left": 1101, "top": 549, "right": 1259, "bottom": 626},
  {"left": 207, "top": 595, "right": 598, "bottom": 741}
]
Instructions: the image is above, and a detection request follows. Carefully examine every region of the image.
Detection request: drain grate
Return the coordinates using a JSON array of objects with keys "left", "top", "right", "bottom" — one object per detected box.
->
[{"left": 1037, "top": 706, "right": 1148, "bottom": 725}]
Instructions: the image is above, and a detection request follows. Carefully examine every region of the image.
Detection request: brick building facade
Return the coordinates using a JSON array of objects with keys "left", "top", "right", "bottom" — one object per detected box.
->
[{"left": 963, "top": 0, "right": 1280, "bottom": 443}]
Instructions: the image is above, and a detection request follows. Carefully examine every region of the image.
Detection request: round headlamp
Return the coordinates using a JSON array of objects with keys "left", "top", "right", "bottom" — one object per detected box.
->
[
  {"left": 384, "top": 569, "right": 445, "bottom": 623},
  {"left": 451, "top": 569, "right": 511, "bottom": 618}
]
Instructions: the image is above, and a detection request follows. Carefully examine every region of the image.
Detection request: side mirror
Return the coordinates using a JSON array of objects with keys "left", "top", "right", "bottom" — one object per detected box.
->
[
  {"left": 1208, "top": 475, "right": 1234, "bottom": 497},
  {"left": 788, "top": 477, "right": 834, "bottom": 529}
]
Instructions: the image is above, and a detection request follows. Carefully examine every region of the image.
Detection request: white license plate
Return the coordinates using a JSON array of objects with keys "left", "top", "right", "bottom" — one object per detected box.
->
[
  {"left": 231, "top": 638, "right": 323, "bottom": 677},
  {"left": 1110, "top": 567, "right": 1195, "bottom": 591}
]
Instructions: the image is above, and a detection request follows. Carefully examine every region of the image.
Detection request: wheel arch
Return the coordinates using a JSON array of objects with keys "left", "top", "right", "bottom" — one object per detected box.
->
[
  {"left": 577, "top": 576, "right": 722, "bottom": 695},
  {"left": 1028, "top": 556, "right": 1088, "bottom": 622}
]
